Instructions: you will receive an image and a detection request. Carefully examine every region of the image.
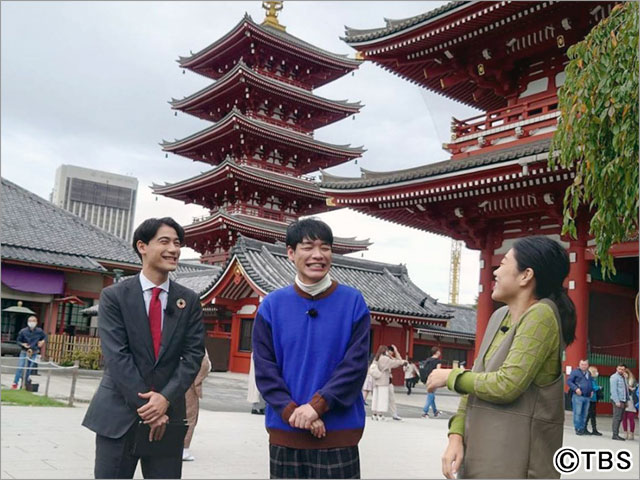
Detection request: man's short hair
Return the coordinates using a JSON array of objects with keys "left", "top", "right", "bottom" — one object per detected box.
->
[
  {"left": 618, "top": 363, "right": 627, "bottom": 368},
  {"left": 132, "top": 217, "right": 185, "bottom": 260},
  {"left": 431, "top": 346, "right": 441, "bottom": 356},
  {"left": 285, "top": 218, "right": 333, "bottom": 250}
]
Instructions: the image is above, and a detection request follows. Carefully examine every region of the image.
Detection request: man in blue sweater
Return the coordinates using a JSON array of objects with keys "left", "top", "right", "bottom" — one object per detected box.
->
[
  {"left": 253, "top": 218, "right": 370, "bottom": 479},
  {"left": 567, "top": 359, "right": 593, "bottom": 435}
]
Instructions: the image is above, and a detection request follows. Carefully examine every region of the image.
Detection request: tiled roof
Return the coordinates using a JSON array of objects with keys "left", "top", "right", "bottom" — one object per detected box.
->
[
  {"left": 180, "top": 14, "right": 361, "bottom": 69},
  {"left": 1, "top": 178, "right": 141, "bottom": 271},
  {"left": 343, "top": 1, "right": 468, "bottom": 44},
  {"left": 320, "top": 138, "right": 551, "bottom": 190},
  {"left": 226, "top": 236, "right": 452, "bottom": 319},
  {"left": 169, "top": 267, "right": 223, "bottom": 296},
  {"left": 415, "top": 303, "right": 476, "bottom": 340},
  {"left": 2, "top": 245, "right": 107, "bottom": 272},
  {"left": 152, "top": 157, "right": 326, "bottom": 198},
  {"left": 170, "top": 60, "right": 362, "bottom": 111},
  {"left": 161, "top": 108, "right": 365, "bottom": 156}
]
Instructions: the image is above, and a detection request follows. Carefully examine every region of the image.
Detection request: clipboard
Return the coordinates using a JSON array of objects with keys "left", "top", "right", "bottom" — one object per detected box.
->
[{"left": 131, "top": 420, "right": 188, "bottom": 457}]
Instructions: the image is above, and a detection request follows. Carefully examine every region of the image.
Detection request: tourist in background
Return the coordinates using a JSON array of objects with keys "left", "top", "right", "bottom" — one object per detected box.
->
[
  {"left": 420, "top": 347, "right": 443, "bottom": 418},
  {"left": 610, "top": 363, "right": 629, "bottom": 441},
  {"left": 427, "top": 236, "right": 576, "bottom": 478},
  {"left": 622, "top": 367, "right": 637, "bottom": 440},
  {"left": 585, "top": 366, "right": 603, "bottom": 435},
  {"left": 403, "top": 357, "right": 419, "bottom": 395},
  {"left": 12, "top": 315, "right": 46, "bottom": 389},
  {"left": 567, "top": 359, "right": 593, "bottom": 435}
]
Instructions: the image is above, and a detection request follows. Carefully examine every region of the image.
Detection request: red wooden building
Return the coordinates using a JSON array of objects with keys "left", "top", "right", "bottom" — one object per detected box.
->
[
  {"left": 321, "top": 1, "right": 637, "bottom": 411},
  {"left": 154, "top": 3, "right": 370, "bottom": 264}
]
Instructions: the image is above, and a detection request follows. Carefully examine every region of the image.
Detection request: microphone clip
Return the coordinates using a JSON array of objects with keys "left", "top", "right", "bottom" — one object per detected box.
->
[{"left": 306, "top": 308, "right": 318, "bottom": 318}]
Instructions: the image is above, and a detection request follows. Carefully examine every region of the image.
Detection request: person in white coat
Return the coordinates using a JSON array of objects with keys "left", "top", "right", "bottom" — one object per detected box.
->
[{"left": 370, "top": 345, "right": 406, "bottom": 421}]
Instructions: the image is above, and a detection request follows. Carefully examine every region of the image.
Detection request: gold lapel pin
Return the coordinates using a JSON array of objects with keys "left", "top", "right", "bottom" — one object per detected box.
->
[{"left": 176, "top": 298, "right": 187, "bottom": 309}]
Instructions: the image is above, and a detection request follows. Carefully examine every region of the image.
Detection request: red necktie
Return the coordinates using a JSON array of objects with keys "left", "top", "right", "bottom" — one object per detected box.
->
[{"left": 149, "top": 287, "right": 162, "bottom": 359}]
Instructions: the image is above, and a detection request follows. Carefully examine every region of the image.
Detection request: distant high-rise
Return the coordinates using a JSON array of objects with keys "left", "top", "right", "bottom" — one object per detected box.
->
[{"left": 51, "top": 165, "right": 138, "bottom": 241}]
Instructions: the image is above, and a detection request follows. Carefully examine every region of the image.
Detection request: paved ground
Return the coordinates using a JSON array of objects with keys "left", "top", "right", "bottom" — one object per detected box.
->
[{"left": 1, "top": 362, "right": 638, "bottom": 479}]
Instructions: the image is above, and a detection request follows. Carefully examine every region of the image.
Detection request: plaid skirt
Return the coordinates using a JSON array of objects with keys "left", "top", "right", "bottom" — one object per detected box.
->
[{"left": 269, "top": 444, "right": 360, "bottom": 479}]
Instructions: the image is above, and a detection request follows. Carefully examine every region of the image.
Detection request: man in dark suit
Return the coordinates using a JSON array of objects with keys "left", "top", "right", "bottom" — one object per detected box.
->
[{"left": 82, "top": 217, "right": 205, "bottom": 479}]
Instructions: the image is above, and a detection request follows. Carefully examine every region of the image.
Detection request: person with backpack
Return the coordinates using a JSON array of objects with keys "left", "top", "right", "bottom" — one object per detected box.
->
[{"left": 420, "top": 347, "right": 442, "bottom": 418}]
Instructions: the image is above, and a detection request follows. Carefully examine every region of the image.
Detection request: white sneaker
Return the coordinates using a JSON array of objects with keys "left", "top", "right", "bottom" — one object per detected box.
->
[
  {"left": 392, "top": 415, "right": 403, "bottom": 421},
  {"left": 182, "top": 449, "right": 195, "bottom": 461}
]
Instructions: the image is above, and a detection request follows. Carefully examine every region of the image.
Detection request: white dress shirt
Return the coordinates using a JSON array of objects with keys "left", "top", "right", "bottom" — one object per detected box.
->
[{"left": 139, "top": 272, "right": 169, "bottom": 329}]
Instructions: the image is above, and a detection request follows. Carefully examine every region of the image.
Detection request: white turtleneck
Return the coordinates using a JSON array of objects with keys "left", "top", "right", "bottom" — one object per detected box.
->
[{"left": 295, "top": 273, "right": 332, "bottom": 297}]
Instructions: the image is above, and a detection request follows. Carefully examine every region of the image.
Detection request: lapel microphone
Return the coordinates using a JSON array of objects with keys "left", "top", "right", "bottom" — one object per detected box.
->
[
  {"left": 500, "top": 326, "right": 510, "bottom": 333},
  {"left": 307, "top": 308, "right": 318, "bottom": 318}
]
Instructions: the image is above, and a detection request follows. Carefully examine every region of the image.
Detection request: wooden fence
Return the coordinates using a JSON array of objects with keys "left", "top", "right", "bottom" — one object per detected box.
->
[{"left": 46, "top": 333, "right": 103, "bottom": 366}]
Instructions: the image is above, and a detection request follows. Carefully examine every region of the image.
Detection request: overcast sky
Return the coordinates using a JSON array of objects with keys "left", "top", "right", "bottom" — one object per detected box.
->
[{"left": 1, "top": 1, "right": 483, "bottom": 305}]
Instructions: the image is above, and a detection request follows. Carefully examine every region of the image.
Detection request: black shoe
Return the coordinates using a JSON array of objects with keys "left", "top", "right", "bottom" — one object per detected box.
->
[
  {"left": 584, "top": 429, "right": 592, "bottom": 435},
  {"left": 612, "top": 434, "right": 626, "bottom": 441},
  {"left": 251, "top": 409, "right": 260, "bottom": 415},
  {"left": 576, "top": 430, "right": 585, "bottom": 436},
  {"left": 592, "top": 430, "right": 603, "bottom": 436}
]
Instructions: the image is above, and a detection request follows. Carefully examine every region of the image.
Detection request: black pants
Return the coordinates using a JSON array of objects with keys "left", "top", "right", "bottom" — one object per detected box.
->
[
  {"left": 585, "top": 402, "right": 598, "bottom": 431},
  {"left": 269, "top": 445, "right": 360, "bottom": 479},
  {"left": 405, "top": 379, "right": 413, "bottom": 394},
  {"left": 94, "top": 424, "right": 183, "bottom": 479}
]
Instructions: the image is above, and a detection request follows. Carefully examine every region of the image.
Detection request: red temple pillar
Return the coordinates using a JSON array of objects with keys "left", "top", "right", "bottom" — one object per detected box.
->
[
  {"left": 564, "top": 221, "right": 589, "bottom": 369},
  {"left": 475, "top": 237, "right": 495, "bottom": 361}
]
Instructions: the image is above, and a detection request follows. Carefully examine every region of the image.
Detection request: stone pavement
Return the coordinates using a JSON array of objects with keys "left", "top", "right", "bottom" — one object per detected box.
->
[{"left": 1, "top": 366, "right": 638, "bottom": 479}]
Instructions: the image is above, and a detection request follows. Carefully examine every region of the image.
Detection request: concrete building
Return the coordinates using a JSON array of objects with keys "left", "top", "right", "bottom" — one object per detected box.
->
[{"left": 51, "top": 165, "right": 138, "bottom": 242}]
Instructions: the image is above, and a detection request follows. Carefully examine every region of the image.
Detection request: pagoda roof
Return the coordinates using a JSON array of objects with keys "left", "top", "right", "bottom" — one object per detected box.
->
[
  {"left": 161, "top": 108, "right": 365, "bottom": 162},
  {"left": 185, "top": 210, "right": 371, "bottom": 254},
  {"left": 152, "top": 157, "right": 326, "bottom": 200},
  {"left": 343, "top": 1, "right": 467, "bottom": 45},
  {"left": 208, "top": 236, "right": 451, "bottom": 320},
  {"left": 170, "top": 60, "right": 362, "bottom": 125},
  {"left": 179, "top": 14, "right": 361, "bottom": 84},
  {"left": 343, "top": 2, "right": 615, "bottom": 111},
  {"left": 320, "top": 137, "right": 551, "bottom": 191}
]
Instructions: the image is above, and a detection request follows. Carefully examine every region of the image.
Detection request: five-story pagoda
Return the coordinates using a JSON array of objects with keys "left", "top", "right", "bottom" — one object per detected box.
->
[{"left": 154, "top": 2, "right": 370, "bottom": 263}]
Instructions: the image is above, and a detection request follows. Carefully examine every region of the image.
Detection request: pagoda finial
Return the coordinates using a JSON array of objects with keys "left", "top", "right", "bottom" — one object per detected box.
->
[{"left": 261, "top": 1, "right": 286, "bottom": 31}]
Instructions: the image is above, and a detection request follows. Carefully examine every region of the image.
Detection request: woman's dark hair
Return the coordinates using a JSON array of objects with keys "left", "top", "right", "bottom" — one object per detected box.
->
[
  {"left": 512, "top": 236, "right": 576, "bottom": 345},
  {"left": 430, "top": 346, "right": 441, "bottom": 356},
  {"left": 286, "top": 218, "right": 333, "bottom": 250},
  {"left": 132, "top": 217, "right": 185, "bottom": 259},
  {"left": 374, "top": 345, "right": 387, "bottom": 362}
]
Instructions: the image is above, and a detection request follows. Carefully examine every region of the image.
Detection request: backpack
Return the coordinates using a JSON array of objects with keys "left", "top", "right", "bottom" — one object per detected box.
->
[
  {"left": 419, "top": 358, "right": 440, "bottom": 384},
  {"left": 369, "top": 361, "right": 383, "bottom": 380}
]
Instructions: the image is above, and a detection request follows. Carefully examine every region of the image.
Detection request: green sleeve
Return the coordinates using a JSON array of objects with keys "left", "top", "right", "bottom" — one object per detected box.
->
[
  {"left": 447, "top": 394, "right": 468, "bottom": 437},
  {"left": 466, "top": 303, "right": 559, "bottom": 404}
]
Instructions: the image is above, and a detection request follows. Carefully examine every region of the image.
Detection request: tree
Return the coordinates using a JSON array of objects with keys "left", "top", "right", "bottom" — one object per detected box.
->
[{"left": 551, "top": 2, "right": 638, "bottom": 275}]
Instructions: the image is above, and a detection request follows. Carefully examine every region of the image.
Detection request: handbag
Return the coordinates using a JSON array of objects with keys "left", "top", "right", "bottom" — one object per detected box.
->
[
  {"left": 131, "top": 420, "right": 188, "bottom": 457},
  {"left": 368, "top": 361, "right": 383, "bottom": 380}
]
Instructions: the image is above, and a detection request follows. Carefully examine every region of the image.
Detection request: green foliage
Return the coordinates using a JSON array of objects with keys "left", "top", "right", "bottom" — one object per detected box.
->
[
  {"left": 60, "top": 348, "right": 103, "bottom": 370},
  {"left": 551, "top": 2, "right": 639, "bottom": 275},
  {"left": 1, "top": 389, "right": 67, "bottom": 407}
]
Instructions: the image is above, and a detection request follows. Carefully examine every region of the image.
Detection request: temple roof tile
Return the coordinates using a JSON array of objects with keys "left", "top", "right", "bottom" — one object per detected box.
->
[
  {"left": 170, "top": 60, "right": 362, "bottom": 112},
  {"left": 161, "top": 108, "right": 365, "bottom": 156},
  {"left": 320, "top": 138, "right": 551, "bottom": 190},
  {"left": 180, "top": 14, "right": 361, "bottom": 72},
  {"left": 343, "top": 1, "right": 467, "bottom": 44}
]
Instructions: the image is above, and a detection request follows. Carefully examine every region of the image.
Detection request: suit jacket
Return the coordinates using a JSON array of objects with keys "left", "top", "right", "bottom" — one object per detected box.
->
[{"left": 82, "top": 275, "right": 205, "bottom": 439}]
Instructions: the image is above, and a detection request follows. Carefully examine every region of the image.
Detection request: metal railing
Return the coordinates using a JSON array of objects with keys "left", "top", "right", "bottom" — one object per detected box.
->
[{"left": 2, "top": 357, "right": 81, "bottom": 406}]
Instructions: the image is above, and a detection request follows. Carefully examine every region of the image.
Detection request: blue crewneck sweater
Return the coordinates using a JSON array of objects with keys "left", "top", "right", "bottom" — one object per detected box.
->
[{"left": 253, "top": 281, "right": 370, "bottom": 449}]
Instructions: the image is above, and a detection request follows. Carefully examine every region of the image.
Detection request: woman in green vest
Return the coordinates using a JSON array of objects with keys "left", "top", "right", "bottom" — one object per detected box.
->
[{"left": 427, "top": 236, "right": 576, "bottom": 478}]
